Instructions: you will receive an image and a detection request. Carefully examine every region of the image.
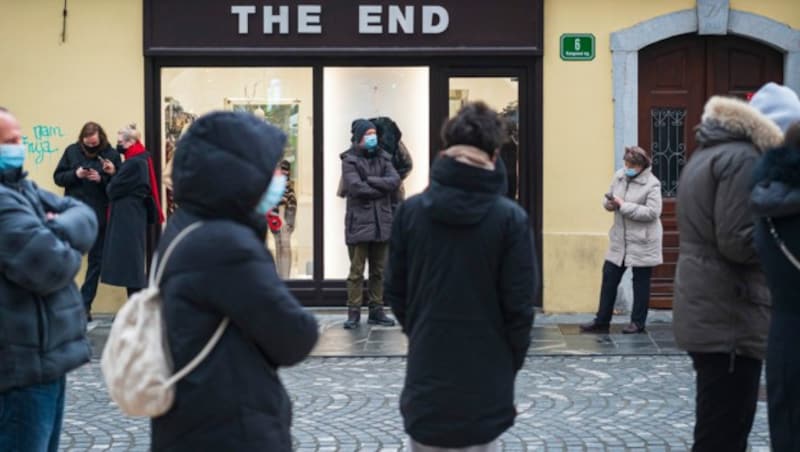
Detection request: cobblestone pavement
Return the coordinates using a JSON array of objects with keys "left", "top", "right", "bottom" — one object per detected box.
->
[{"left": 60, "top": 356, "right": 770, "bottom": 451}]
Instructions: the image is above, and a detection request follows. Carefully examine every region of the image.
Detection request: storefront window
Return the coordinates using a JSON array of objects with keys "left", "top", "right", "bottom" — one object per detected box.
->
[
  {"left": 449, "top": 77, "right": 519, "bottom": 199},
  {"left": 323, "top": 67, "right": 430, "bottom": 279},
  {"left": 161, "top": 67, "right": 314, "bottom": 279}
]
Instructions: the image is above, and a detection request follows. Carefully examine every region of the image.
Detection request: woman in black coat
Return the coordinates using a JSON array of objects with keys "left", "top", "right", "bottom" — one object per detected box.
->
[
  {"left": 100, "top": 125, "right": 154, "bottom": 295},
  {"left": 150, "top": 111, "right": 318, "bottom": 451},
  {"left": 751, "top": 122, "right": 800, "bottom": 452}
]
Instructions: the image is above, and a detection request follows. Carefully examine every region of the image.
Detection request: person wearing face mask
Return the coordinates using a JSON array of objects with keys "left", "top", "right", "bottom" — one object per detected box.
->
[
  {"left": 150, "top": 111, "right": 318, "bottom": 450},
  {"left": 99, "top": 124, "right": 161, "bottom": 297},
  {"left": 581, "top": 146, "right": 663, "bottom": 335},
  {"left": 53, "top": 121, "right": 121, "bottom": 321},
  {"left": 0, "top": 108, "right": 98, "bottom": 451},
  {"left": 267, "top": 159, "right": 296, "bottom": 279},
  {"left": 340, "top": 118, "right": 401, "bottom": 329}
]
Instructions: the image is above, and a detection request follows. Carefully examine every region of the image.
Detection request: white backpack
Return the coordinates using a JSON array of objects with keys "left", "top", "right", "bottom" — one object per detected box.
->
[{"left": 100, "top": 222, "right": 229, "bottom": 417}]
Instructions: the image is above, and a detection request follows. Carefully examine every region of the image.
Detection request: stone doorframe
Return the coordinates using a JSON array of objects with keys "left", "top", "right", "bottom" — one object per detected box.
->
[
  {"left": 608, "top": 0, "right": 800, "bottom": 313},
  {"left": 611, "top": 0, "right": 800, "bottom": 169}
]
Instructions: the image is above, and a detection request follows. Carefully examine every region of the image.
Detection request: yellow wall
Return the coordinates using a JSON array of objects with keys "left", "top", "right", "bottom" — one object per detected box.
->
[
  {"left": 1, "top": 1, "right": 797, "bottom": 314},
  {"left": 0, "top": 0, "right": 143, "bottom": 313},
  {"left": 541, "top": 0, "right": 799, "bottom": 312}
]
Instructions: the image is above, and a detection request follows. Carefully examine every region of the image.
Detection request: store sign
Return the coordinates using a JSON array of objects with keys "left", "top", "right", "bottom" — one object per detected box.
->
[
  {"left": 144, "top": 0, "right": 542, "bottom": 55},
  {"left": 560, "top": 34, "right": 595, "bottom": 61}
]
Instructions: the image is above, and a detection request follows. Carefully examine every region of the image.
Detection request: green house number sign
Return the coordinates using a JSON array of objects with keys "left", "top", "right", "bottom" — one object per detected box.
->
[{"left": 560, "top": 34, "right": 595, "bottom": 61}]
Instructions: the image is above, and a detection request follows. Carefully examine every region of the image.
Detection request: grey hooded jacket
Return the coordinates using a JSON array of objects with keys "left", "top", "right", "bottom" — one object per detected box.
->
[
  {"left": 673, "top": 96, "right": 784, "bottom": 361},
  {"left": 0, "top": 168, "right": 97, "bottom": 392}
]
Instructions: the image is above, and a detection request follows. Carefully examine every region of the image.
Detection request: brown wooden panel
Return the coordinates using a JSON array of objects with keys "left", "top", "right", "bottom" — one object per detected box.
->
[
  {"left": 653, "top": 264, "right": 676, "bottom": 279},
  {"left": 709, "top": 35, "right": 784, "bottom": 99},
  {"left": 639, "top": 34, "right": 783, "bottom": 309}
]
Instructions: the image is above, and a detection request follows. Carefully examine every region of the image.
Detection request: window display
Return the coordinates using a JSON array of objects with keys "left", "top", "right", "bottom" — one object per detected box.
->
[
  {"left": 161, "top": 67, "right": 314, "bottom": 279},
  {"left": 323, "top": 67, "right": 430, "bottom": 279},
  {"left": 449, "top": 77, "right": 519, "bottom": 199}
]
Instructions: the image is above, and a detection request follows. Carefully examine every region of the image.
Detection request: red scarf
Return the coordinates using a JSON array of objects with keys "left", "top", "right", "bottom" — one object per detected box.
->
[{"left": 125, "top": 141, "right": 165, "bottom": 224}]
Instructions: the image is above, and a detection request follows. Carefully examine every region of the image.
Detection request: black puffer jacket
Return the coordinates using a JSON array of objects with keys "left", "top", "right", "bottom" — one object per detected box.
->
[
  {"left": 385, "top": 148, "right": 538, "bottom": 448},
  {"left": 0, "top": 168, "right": 97, "bottom": 392},
  {"left": 673, "top": 96, "right": 784, "bottom": 361},
  {"left": 53, "top": 143, "right": 121, "bottom": 227},
  {"left": 150, "top": 112, "right": 319, "bottom": 451}
]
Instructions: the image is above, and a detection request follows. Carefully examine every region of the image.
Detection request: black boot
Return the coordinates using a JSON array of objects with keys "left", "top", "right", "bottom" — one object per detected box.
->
[
  {"left": 368, "top": 306, "right": 396, "bottom": 327},
  {"left": 579, "top": 321, "right": 609, "bottom": 334},
  {"left": 343, "top": 308, "right": 361, "bottom": 329}
]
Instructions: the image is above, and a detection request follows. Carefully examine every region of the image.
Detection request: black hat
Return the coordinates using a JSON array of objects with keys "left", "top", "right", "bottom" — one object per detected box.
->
[{"left": 351, "top": 119, "right": 376, "bottom": 144}]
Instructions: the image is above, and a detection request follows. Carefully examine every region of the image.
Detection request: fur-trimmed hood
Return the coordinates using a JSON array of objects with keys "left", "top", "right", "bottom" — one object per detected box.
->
[
  {"left": 696, "top": 96, "right": 784, "bottom": 152},
  {"left": 751, "top": 144, "right": 800, "bottom": 218}
]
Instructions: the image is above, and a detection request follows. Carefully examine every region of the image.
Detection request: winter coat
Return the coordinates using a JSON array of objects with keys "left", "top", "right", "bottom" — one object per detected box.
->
[
  {"left": 341, "top": 146, "right": 401, "bottom": 245},
  {"left": 603, "top": 167, "right": 663, "bottom": 268},
  {"left": 151, "top": 111, "right": 319, "bottom": 452},
  {"left": 752, "top": 144, "right": 800, "bottom": 314},
  {"left": 673, "top": 96, "right": 784, "bottom": 361},
  {"left": 100, "top": 152, "right": 151, "bottom": 288},
  {"left": 53, "top": 142, "right": 121, "bottom": 228},
  {"left": 0, "top": 168, "right": 97, "bottom": 393},
  {"left": 751, "top": 143, "right": 800, "bottom": 451},
  {"left": 385, "top": 146, "right": 538, "bottom": 448}
]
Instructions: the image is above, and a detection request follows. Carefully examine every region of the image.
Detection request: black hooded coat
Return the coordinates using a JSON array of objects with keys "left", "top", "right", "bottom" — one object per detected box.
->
[
  {"left": 384, "top": 152, "right": 538, "bottom": 448},
  {"left": 150, "top": 112, "right": 319, "bottom": 451}
]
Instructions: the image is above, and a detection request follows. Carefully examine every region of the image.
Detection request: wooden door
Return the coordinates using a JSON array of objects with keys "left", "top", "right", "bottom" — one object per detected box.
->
[{"left": 638, "top": 34, "right": 783, "bottom": 309}]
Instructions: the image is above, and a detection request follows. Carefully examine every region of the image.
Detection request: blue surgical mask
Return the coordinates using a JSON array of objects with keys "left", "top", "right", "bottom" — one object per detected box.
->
[
  {"left": 255, "top": 174, "right": 287, "bottom": 215},
  {"left": 0, "top": 144, "right": 26, "bottom": 170},
  {"left": 624, "top": 168, "right": 639, "bottom": 178},
  {"left": 364, "top": 134, "right": 378, "bottom": 150}
]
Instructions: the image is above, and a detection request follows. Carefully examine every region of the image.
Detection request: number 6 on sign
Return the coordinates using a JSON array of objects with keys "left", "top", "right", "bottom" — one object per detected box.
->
[{"left": 575, "top": 39, "right": 581, "bottom": 51}]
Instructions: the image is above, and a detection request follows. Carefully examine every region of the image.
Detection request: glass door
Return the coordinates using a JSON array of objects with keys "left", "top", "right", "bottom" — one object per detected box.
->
[{"left": 446, "top": 75, "right": 521, "bottom": 201}]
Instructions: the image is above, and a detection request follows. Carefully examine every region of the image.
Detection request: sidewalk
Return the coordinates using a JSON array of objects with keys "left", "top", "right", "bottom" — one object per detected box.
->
[{"left": 87, "top": 308, "right": 681, "bottom": 359}]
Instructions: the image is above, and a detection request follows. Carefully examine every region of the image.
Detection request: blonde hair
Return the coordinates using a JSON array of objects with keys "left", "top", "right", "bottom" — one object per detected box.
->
[{"left": 118, "top": 123, "right": 141, "bottom": 143}]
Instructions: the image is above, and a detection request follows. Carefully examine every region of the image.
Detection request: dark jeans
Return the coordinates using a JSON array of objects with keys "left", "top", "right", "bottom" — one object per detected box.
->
[
  {"left": 0, "top": 376, "right": 66, "bottom": 452},
  {"left": 80, "top": 225, "right": 105, "bottom": 312},
  {"left": 594, "top": 261, "right": 652, "bottom": 327},
  {"left": 767, "top": 311, "right": 800, "bottom": 452},
  {"left": 690, "top": 352, "right": 762, "bottom": 452},
  {"left": 346, "top": 241, "right": 389, "bottom": 309}
]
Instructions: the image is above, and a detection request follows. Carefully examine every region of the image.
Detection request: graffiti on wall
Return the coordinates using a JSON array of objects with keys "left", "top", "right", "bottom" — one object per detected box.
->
[{"left": 22, "top": 125, "right": 65, "bottom": 164}]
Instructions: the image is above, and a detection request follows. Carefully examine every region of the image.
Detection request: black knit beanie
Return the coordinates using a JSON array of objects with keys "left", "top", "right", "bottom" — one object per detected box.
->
[{"left": 351, "top": 119, "right": 376, "bottom": 144}]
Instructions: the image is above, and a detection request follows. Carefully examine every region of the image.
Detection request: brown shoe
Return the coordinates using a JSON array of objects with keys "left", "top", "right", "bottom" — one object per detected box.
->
[
  {"left": 622, "top": 322, "right": 645, "bottom": 334},
  {"left": 579, "top": 321, "right": 610, "bottom": 334}
]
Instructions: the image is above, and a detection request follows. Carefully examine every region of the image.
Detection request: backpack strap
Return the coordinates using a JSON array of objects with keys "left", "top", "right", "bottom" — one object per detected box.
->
[
  {"left": 766, "top": 217, "right": 800, "bottom": 271},
  {"left": 151, "top": 221, "right": 205, "bottom": 287},
  {"left": 149, "top": 220, "right": 231, "bottom": 387}
]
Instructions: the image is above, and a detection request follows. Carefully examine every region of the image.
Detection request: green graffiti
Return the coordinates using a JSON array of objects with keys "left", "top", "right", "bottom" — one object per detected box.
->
[{"left": 23, "top": 125, "right": 64, "bottom": 164}]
